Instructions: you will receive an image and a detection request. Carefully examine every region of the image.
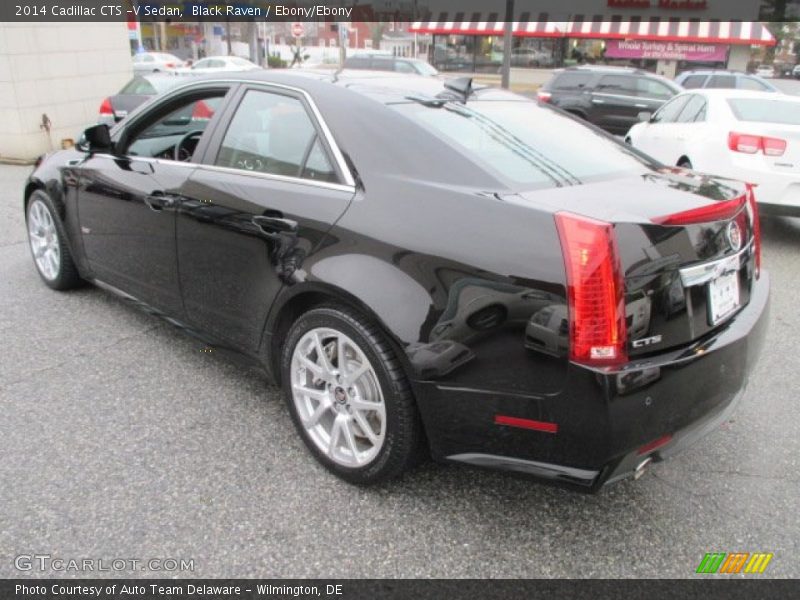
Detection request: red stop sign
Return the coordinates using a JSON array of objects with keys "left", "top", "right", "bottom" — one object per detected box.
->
[{"left": 291, "top": 22, "right": 304, "bottom": 38}]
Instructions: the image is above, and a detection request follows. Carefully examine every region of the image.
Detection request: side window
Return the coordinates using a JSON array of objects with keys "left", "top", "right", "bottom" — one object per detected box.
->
[
  {"left": 707, "top": 75, "right": 737, "bottom": 89},
  {"left": 637, "top": 78, "right": 675, "bottom": 100},
  {"left": 193, "top": 59, "right": 211, "bottom": 69},
  {"left": 596, "top": 75, "right": 637, "bottom": 95},
  {"left": 739, "top": 76, "right": 770, "bottom": 91},
  {"left": 208, "top": 59, "right": 225, "bottom": 68},
  {"left": 125, "top": 94, "right": 223, "bottom": 160},
  {"left": 681, "top": 74, "right": 708, "bottom": 89},
  {"left": 676, "top": 95, "right": 707, "bottom": 123},
  {"left": 215, "top": 89, "right": 338, "bottom": 182},
  {"left": 552, "top": 72, "right": 592, "bottom": 90},
  {"left": 652, "top": 95, "right": 691, "bottom": 123},
  {"left": 142, "top": 55, "right": 154, "bottom": 63},
  {"left": 302, "top": 138, "right": 337, "bottom": 183},
  {"left": 372, "top": 57, "right": 394, "bottom": 71}
]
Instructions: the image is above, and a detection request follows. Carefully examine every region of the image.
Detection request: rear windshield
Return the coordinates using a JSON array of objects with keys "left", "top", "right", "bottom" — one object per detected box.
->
[
  {"left": 393, "top": 100, "right": 649, "bottom": 189},
  {"left": 120, "top": 77, "right": 157, "bottom": 95},
  {"left": 728, "top": 98, "right": 800, "bottom": 125}
]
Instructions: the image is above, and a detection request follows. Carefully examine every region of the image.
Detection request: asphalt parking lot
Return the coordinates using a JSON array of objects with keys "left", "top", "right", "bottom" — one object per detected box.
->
[{"left": 1, "top": 162, "right": 799, "bottom": 579}]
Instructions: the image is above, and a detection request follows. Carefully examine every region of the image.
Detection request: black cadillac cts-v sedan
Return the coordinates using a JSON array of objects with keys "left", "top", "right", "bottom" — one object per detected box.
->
[{"left": 24, "top": 71, "right": 769, "bottom": 490}]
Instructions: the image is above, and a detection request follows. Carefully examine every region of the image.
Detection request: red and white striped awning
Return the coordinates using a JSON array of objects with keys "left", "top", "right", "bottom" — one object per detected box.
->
[
  {"left": 409, "top": 18, "right": 775, "bottom": 46},
  {"left": 409, "top": 15, "right": 564, "bottom": 38},
  {"left": 565, "top": 19, "right": 775, "bottom": 46}
]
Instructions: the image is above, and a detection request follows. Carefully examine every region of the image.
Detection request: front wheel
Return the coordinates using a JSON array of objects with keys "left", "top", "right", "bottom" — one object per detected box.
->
[
  {"left": 678, "top": 158, "right": 693, "bottom": 169},
  {"left": 26, "top": 191, "right": 82, "bottom": 290},
  {"left": 281, "top": 305, "right": 424, "bottom": 484}
]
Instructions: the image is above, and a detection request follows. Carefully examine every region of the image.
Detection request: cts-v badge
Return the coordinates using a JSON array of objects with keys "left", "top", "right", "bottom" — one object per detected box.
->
[{"left": 632, "top": 335, "right": 663, "bottom": 349}]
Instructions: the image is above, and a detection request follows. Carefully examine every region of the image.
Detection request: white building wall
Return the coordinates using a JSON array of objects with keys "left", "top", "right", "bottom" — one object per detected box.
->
[{"left": 0, "top": 22, "right": 133, "bottom": 162}]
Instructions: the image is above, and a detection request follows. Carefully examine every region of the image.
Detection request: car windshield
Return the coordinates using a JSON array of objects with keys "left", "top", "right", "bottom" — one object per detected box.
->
[
  {"left": 393, "top": 100, "right": 650, "bottom": 189},
  {"left": 728, "top": 98, "right": 800, "bottom": 125}
]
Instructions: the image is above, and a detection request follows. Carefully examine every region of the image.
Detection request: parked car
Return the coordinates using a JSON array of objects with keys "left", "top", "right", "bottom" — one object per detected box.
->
[
  {"left": 178, "top": 55, "right": 261, "bottom": 73},
  {"left": 132, "top": 52, "right": 185, "bottom": 74},
  {"left": 755, "top": 64, "right": 776, "bottom": 79},
  {"left": 98, "top": 74, "right": 186, "bottom": 125},
  {"left": 793, "top": 64, "right": 800, "bottom": 79},
  {"left": 537, "top": 66, "right": 682, "bottom": 135},
  {"left": 343, "top": 53, "right": 438, "bottom": 76},
  {"left": 25, "top": 72, "right": 768, "bottom": 490},
  {"left": 675, "top": 69, "right": 779, "bottom": 93},
  {"left": 626, "top": 88, "right": 800, "bottom": 217}
]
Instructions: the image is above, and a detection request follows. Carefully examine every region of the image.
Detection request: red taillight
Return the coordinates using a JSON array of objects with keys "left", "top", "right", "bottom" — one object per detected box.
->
[
  {"left": 651, "top": 195, "right": 746, "bottom": 226},
  {"left": 746, "top": 183, "right": 761, "bottom": 278},
  {"left": 728, "top": 131, "right": 786, "bottom": 157},
  {"left": 555, "top": 212, "right": 627, "bottom": 366},
  {"left": 494, "top": 415, "right": 558, "bottom": 434},
  {"left": 537, "top": 90, "right": 552, "bottom": 103},
  {"left": 98, "top": 97, "right": 114, "bottom": 117},
  {"left": 191, "top": 100, "right": 214, "bottom": 120},
  {"left": 165, "top": 62, "right": 175, "bottom": 68},
  {"left": 763, "top": 136, "right": 787, "bottom": 156}
]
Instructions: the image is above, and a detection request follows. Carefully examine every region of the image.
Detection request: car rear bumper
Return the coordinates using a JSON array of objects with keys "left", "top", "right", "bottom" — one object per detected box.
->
[
  {"left": 416, "top": 271, "right": 770, "bottom": 491},
  {"left": 724, "top": 162, "right": 800, "bottom": 216}
]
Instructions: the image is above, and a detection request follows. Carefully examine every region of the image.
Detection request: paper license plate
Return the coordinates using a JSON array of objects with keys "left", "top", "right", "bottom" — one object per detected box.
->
[{"left": 708, "top": 269, "right": 740, "bottom": 325}]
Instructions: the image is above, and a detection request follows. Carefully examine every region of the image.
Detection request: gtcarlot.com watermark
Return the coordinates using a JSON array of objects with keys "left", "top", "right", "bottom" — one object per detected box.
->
[{"left": 14, "top": 554, "right": 195, "bottom": 573}]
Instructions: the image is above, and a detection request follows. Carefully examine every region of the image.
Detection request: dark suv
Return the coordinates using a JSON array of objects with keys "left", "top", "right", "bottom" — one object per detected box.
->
[{"left": 538, "top": 66, "right": 682, "bottom": 135}]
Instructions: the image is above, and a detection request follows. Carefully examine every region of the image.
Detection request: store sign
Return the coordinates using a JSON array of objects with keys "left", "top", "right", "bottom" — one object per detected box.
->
[{"left": 605, "top": 39, "right": 727, "bottom": 61}]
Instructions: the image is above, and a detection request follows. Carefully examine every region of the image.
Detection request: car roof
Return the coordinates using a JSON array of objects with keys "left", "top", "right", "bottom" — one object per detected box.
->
[
  {"left": 564, "top": 65, "right": 647, "bottom": 73},
  {"left": 164, "top": 70, "right": 523, "bottom": 105},
  {"left": 681, "top": 88, "right": 796, "bottom": 100}
]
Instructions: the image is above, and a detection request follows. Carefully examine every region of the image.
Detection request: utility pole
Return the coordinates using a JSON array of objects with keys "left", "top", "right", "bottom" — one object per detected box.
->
[{"left": 500, "top": 0, "right": 514, "bottom": 89}]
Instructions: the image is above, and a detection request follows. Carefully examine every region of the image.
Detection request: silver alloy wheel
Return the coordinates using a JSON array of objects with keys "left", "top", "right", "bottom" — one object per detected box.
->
[
  {"left": 290, "top": 327, "right": 386, "bottom": 467},
  {"left": 27, "top": 199, "right": 61, "bottom": 281}
]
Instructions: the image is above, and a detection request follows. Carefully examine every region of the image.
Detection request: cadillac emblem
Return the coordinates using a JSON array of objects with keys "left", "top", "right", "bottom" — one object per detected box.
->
[{"left": 727, "top": 220, "right": 743, "bottom": 252}]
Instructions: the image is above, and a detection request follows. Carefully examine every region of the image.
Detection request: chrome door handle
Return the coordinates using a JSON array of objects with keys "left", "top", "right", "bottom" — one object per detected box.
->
[{"left": 144, "top": 193, "right": 175, "bottom": 211}]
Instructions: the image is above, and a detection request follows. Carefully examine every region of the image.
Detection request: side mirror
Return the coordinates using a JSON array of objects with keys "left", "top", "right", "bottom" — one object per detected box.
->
[
  {"left": 637, "top": 111, "right": 653, "bottom": 123},
  {"left": 77, "top": 124, "right": 112, "bottom": 153}
]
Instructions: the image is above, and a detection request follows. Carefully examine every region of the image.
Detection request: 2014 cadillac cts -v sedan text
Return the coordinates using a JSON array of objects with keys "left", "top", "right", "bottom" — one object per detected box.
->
[{"left": 24, "top": 72, "right": 769, "bottom": 491}]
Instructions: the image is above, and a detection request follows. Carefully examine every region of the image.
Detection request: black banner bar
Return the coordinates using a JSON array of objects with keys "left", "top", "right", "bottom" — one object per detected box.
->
[
  {"left": 2, "top": 579, "right": 799, "bottom": 600},
  {"left": 0, "top": 0, "right": 786, "bottom": 23}
]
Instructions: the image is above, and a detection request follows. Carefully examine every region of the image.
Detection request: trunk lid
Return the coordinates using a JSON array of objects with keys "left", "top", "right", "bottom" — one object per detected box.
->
[{"left": 509, "top": 167, "right": 759, "bottom": 357}]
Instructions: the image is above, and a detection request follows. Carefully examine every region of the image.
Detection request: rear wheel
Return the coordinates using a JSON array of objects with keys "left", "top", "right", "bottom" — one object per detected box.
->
[
  {"left": 678, "top": 158, "right": 693, "bottom": 169},
  {"left": 281, "top": 305, "right": 424, "bottom": 484},
  {"left": 26, "top": 191, "right": 82, "bottom": 290}
]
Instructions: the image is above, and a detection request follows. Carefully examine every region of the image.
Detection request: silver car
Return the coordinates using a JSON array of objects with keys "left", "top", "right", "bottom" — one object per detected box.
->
[{"left": 132, "top": 52, "right": 185, "bottom": 74}]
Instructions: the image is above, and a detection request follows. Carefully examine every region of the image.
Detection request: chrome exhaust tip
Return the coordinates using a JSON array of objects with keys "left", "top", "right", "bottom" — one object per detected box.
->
[{"left": 634, "top": 457, "right": 653, "bottom": 480}]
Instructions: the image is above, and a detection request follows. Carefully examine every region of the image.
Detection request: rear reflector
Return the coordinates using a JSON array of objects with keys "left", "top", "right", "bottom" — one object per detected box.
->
[
  {"left": 555, "top": 212, "right": 627, "bottom": 366},
  {"left": 728, "top": 131, "right": 786, "bottom": 157},
  {"left": 651, "top": 195, "right": 746, "bottom": 226},
  {"left": 494, "top": 415, "right": 558, "bottom": 434},
  {"left": 98, "top": 97, "right": 114, "bottom": 117},
  {"left": 637, "top": 434, "right": 673, "bottom": 455},
  {"left": 537, "top": 90, "right": 552, "bottom": 103},
  {"left": 746, "top": 183, "right": 761, "bottom": 278}
]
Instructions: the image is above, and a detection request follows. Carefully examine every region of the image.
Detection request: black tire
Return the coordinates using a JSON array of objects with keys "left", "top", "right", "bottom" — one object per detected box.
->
[
  {"left": 678, "top": 158, "right": 693, "bottom": 169},
  {"left": 280, "top": 304, "right": 424, "bottom": 484},
  {"left": 25, "top": 190, "right": 82, "bottom": 291}
]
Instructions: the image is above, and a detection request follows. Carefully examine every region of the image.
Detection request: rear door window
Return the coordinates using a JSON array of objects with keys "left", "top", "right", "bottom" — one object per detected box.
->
[
  {"left": 637, "top": 78, "right": 675, "bottom": 100},
  {"left": 551, "top": 72, "right": 592, "bottom": 90},
  {"left": 596, "top": 74, "right": 638, "bottom": 96},
  {"left": 727, "top": 98, "right": 800, "bottom": 125},
  {"left": 681, "top": 74, "right": 708, "bottom": 89},
  {"left": 707, "top": 75, "right": 737, "bottom": 89}
]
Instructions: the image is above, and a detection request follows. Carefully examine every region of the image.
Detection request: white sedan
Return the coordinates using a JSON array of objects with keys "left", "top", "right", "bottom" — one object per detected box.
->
[
  {"left": 626, "top": 89, "right": 800, "bottom": 217},
  {"left": 178, "top": 56, "right": 261, "bottom": 73}
]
